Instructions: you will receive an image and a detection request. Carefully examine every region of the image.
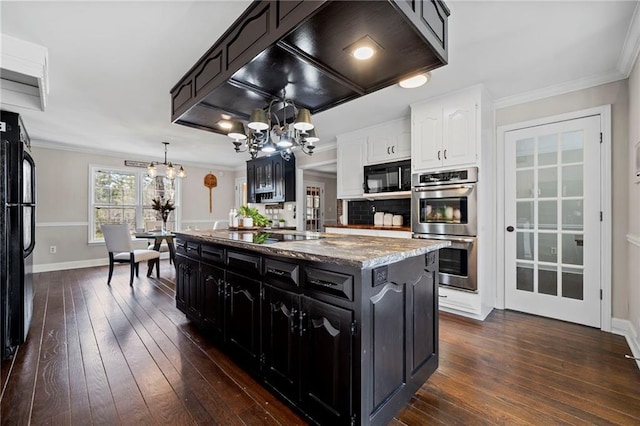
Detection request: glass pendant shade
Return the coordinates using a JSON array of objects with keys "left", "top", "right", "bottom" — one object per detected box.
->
[
  {"left": 228, "top": 121, "right": 247, "bottom": 140},
  {"left": 248, "top": 109, "right": 269, "bottom": 131},
  {"left": 147, "top": 163, "right": 157, "bottom": 178},
  {"left": 177, "top": 166, "right": 187, "bottom": 178},
  {"left": 166, "top": 163, "right": 177, "bottom": 180},
  {"left": 293, "top": 108, "right": 313, "bottom": 131}
]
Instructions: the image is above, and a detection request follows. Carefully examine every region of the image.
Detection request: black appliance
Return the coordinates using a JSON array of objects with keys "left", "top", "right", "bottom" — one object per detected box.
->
[
  {"left": 1, "top": 110, "right": 36, "bottom": 359},
  {"left": 363, "top": 159, "right": 411, "bottom": 194}
]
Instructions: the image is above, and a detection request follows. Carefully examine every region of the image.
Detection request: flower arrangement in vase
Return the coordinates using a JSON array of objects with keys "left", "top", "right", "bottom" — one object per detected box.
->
[{"left": 151, "top": 197, "right": 175, "bottom": 232}]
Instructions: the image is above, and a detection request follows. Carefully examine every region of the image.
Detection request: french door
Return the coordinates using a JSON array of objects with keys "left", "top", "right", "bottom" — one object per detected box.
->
[{"left": 504, "top": 115, "right": 601, "bottom": 327}]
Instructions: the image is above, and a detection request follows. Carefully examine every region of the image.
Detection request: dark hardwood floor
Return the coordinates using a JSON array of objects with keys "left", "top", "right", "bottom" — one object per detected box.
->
[{"left": 2, "top": 261, "right": 640, "bottom": 425}]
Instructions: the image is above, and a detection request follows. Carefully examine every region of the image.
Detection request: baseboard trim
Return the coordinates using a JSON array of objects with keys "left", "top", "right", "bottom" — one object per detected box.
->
[
  {"left": 33, "top": 252, "right": 171, "bottom": 273},
  {"left": 34, "top": 258, "right": 108, "bottom": 273},
  {"left": 439, "top": 305, "right": 493, "bottom": 321},
  {"left": 611, "top": 317, "right": 640, "bottom": 371}
]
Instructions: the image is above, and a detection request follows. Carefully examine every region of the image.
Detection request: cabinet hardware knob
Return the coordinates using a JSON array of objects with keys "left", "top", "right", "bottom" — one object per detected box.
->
[
  {"left": 437, "top": 150, "right": 441, "bottom": 160},
  {"left": 439, "top": 295, "right": 448, "bottom": 298},
  {"left": 506, "top": 226, "right": 515, "bottom": 232},
  {"left": 444, "top": 149, "right": 447, "bottom": 159}
]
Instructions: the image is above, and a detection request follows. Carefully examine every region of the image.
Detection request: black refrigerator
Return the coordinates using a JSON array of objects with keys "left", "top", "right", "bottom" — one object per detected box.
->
[{"left": 1, "top": 110, "right": 36, "bottom": 359}]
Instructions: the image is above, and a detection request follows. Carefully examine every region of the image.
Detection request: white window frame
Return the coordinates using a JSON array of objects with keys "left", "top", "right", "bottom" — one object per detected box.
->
[{"left": 88, "top": 164, "right": 181, "bottom": 243}]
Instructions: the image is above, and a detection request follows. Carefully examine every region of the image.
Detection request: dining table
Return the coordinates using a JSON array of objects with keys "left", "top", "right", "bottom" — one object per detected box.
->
[{"left": 134, "top": 231, "right": 176, "bottom": 276}]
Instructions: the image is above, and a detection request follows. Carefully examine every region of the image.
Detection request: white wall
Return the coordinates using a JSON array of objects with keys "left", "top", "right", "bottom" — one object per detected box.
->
[
  {"left": 627, "top": 58, "right": 640, "bottom": 334},
  {"left": 31, "top": 146, "right": 235, "bottom": 271},
  {"left": 495, "top": 80, "right": 629, "bottom": 319}
]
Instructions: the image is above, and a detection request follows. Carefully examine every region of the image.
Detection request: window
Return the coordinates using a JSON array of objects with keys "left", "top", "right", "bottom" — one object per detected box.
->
[{"left": 89, "top": 165, "right": 180, "bottom": 242}]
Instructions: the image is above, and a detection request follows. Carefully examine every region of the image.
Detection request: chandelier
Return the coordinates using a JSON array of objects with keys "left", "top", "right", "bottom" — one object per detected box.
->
[
  {"left": 226, "top": 94, "right": 319, "bottom": 160},
  {"left": 147, "top": 142, "right": 186, "bottom": 180}
]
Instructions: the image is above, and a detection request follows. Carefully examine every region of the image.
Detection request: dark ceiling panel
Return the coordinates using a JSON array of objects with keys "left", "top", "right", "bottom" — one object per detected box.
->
[
  {"left": 283, "top": 1, "right": 441, "bottom": 91},
  {"left": 230, "top": 45, "right": 358, "bottom": 112},
  {"left": 170, "top": 0, "right": 450, "bottom": 135}
]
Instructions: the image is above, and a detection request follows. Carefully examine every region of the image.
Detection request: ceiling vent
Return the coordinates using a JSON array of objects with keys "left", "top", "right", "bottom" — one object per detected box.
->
[{"left": 1, "top": 34, "right": 49, "bottom": 111}]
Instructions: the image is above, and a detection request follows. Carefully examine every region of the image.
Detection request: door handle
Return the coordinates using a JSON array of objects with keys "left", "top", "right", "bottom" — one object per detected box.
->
[{"left": 506, "top": 226, "right": 515, "bottom": 232}]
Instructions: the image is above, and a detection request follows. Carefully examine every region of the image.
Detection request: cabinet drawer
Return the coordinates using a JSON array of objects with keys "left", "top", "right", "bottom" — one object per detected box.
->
[
  {"left": 227, "top": 250, "right": 261, "bottom": 276},
  {"left": 201, "top": 244, "right": 224, "bottom": 265},
  {"left": 304, "top": 267, "right": 353, "bottom": 301},
  {"left": 175, "top": 239, "right": 200, "bottom": 258},
  {"left": 264, "top": 258, "right": 300, "bottom": 290}
]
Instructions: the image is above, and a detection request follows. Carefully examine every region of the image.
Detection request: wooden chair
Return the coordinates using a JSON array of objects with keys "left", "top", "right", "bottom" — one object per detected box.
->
[{"left": 101, "top": 224, "right": 161, "bottom": 286}]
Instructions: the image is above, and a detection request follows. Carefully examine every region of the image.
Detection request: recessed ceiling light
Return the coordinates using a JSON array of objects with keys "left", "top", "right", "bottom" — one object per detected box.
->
[
  {"left": 344, "top": 35, "right": 383, "bottom": 61},
  {"left": 218, "top": 120, "right": 232, "bottom": 130},
  {"left": 221, "top": 114, "right": 231, "bottom": 120},
  {"left": 353, "top": 46, "right": 375, "bottom": 60},
  {"left": 399, "top": 72, "right": 430, "bottom": 89}
]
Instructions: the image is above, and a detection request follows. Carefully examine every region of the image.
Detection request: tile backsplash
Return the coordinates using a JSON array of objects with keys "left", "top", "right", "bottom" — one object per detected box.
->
[{"left": 347, "top": 198, "right": 411, "bottom": 225}]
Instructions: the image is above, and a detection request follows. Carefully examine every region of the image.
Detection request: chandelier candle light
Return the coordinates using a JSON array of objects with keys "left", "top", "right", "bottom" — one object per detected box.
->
[{"left": 227, "top": 93, "right": 319, "bottom": 160}]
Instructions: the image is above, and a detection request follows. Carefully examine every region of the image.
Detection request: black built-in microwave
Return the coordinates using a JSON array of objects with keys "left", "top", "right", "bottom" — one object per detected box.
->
[{"left": 363, "top": 159, "right": 411, "bottom": 194}]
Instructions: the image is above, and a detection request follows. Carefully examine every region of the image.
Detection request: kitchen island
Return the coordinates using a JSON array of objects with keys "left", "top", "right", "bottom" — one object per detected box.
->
[{"left": 173, "top": 230, "right": 448, "bottom": 426}]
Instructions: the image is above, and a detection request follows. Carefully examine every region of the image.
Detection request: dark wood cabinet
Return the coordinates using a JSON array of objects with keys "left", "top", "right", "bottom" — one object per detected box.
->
[
  {"left": 246, "top": 160, "right": 256, "bottom": 204},
  {"left": 175, "top": 254, "right": 200, "bottom": 321},
  {"left": 247, "top": 155, "right": 295, "bottom": 203},
  {"left": 200, "top": 262, "right": 225, "bottom": 337},
  {"left": 261, "top": 285, "right": 300, "bottom": 401},
  {"left": 225, "top": 271, "right": 261, "bottom": 368},
  {"left": 174, "top": 235, "right": 439, "bottom": 426},
  {"left": 300, "top": 297, "right": 353, "bottom": 425}
]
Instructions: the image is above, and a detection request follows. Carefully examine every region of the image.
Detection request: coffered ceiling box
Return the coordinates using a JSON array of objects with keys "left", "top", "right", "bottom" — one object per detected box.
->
[{"left": 170, "top": 0, "right": 449, "bottom": 135}]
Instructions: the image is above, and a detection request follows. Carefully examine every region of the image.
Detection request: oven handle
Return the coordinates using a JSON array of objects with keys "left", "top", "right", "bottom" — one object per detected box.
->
[
  {"left": 413, "top": 234, "right": 475, "bottom": 244},
  {"left": 413, "top": 184, "right": 475, "bottom": 192}
]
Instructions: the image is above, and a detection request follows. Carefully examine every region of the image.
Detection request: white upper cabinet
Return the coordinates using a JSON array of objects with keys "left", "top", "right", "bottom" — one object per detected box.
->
[
  {"left": 337, "top": 134, "right": 367, "bottom": 198},
  {"left": 366, "top": 118, "right": 411, "bottom": 164},
  {"left": 412, "top": 86, "right": 484, "bottom": 172}
]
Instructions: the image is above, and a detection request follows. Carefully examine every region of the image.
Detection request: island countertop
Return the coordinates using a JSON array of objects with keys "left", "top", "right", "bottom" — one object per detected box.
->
[{"left": 174, "top": 229, "right": 449, "bottom": 268}]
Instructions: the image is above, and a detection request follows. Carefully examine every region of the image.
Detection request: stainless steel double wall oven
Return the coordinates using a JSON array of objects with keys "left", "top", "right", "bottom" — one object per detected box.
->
[{"left": 412, "top": 167, "right": 478, "bottom": 292}]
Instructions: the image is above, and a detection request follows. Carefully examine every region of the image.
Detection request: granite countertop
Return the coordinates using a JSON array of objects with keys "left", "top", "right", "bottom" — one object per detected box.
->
[
  {"left": 324, "top": 223, "right": 412, "bottom": 232},
  {"left": 175, "top": 229, "right": 449, "bottom": 269}
]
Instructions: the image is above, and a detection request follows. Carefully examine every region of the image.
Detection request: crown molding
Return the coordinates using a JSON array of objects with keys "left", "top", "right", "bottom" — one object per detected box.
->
[
  {"left": 493, "top": 71, "right": 626, "bottom": 110},
  {"left": 29, "top": 139, "right": 238, "bottom": 172},
  {"left": 618, "top": 1, "right": 640, "bottom": 77}
]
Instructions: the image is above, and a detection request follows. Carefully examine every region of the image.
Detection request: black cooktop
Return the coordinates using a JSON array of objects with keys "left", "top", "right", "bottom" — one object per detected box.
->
[{"left": 228, "top": 231, "right": 323, "bottom": 245}]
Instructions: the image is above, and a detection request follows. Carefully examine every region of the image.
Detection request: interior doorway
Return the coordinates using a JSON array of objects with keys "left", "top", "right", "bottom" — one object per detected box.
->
[
  {"left": 304, "top": 181, "right": 324, "bottom": 231},
  {"left": 497, "top": 106, "right": 611, "bottom": 330}
]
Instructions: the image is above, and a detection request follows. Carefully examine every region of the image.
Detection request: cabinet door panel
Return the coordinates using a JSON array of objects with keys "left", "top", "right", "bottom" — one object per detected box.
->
[
  {"left": 337, "top": 136, "right": 366, "bottom": 198},
  {"left": 185, "top": 257, "right": 200, "bottom": 320},
  {"left": 412, "top": 106, "right": 442, "bottom": 171},
  {"left": 370, "top": 282, "right": 405, "bottom": 410},
  {"left": 226, "top": 272, "right": 261, "bottom": 365},
  {"left": 175, "top": 255, "right": 187, "bottom": 311},
  {"left": 410, "top": 267, "right": 437, "bottom": 375},
  {"left": 201, "top": 263, "right": 225, "bottom": 337},
  {"left": 301, "top": 298, "right": 352, "bottom": 425},
  {"left": 442, "top": 99, "right": 476, "bottom": 167},
  {"left": 262, "top": 285, "right": 300, "bottom": 400},
  {"left": 367, "top": 133, "right": 394, "bottom": 164},
  {"left": 273, "top": 159, "right": 284, "bottom": 201}
]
